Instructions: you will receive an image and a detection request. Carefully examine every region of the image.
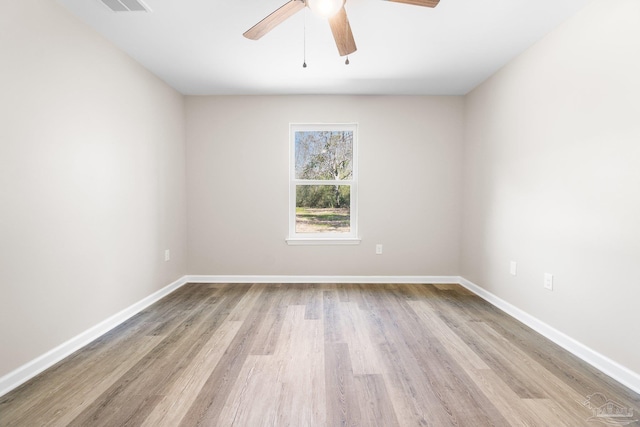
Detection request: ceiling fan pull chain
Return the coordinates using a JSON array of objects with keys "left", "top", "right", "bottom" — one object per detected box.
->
[
  {"left": 344, "top": 11, "right": 350, "bottom": 64},
  {"left": 302, "top": 8, "right": 308, "bottom": 68}
]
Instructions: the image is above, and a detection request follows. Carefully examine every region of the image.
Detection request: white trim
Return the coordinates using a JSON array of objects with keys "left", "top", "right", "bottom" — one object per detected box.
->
[
  {"left": 286, "top": 238, "right": 361, "bottom": 246},
  {"left": 185, "top": 275, "right": 460, "bottom": 284},
  {"left": 458, "top": 277, "right": 640, "bottom": 395},
  {"left": 0, "top": 276, "right": 188, "bottom": 398}
]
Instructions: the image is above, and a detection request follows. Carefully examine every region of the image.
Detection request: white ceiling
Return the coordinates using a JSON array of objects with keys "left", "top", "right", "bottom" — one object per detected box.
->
[{"left": 56, "top": 0, "right": 590, "bottom": 95}]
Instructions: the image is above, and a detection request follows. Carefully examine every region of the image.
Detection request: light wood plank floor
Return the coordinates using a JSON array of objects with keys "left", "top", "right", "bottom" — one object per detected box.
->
[{"left": 1, "top": 283, "right": 639, "bottom": 426}]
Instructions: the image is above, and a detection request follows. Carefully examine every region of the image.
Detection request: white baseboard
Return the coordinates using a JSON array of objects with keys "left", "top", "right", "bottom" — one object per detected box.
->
[
  {"left": 0, "top": 276, "right": 188, "bottom": 398},
  {"left": 185, "top": 275, "right": 461, "bottom": 284},
  {"left": 458, "top": 277, "right": 640, "bottom": 395}
]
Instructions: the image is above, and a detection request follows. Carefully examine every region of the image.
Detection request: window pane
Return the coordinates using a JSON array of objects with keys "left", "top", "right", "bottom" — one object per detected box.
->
[
  {"left": 295, "top": 185, "right": 350, "bottom": 233},
  {"left": 295, "top": 130, "right": 353, "bottom": 180}
]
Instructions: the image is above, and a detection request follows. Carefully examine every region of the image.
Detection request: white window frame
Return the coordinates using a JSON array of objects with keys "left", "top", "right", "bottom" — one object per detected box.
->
[{"left": 286, "top": 123, "right": 360, "bottom": 245}]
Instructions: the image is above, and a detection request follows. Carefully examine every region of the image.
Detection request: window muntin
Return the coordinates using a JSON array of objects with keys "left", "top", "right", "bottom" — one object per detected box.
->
[{"left": 288, "top": 124, "right": 358, "bottom": 243}]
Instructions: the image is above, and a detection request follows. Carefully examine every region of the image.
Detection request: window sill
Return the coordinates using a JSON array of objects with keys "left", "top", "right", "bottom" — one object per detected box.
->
[{"left": 286, "top": 238, "right": 361, "bottom": 246}]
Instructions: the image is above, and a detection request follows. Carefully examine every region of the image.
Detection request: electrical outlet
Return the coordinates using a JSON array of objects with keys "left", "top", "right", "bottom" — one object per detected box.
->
[
  {"left": 376, "top": 244, "right": 383, "bottom": 255},
  {"left": 510, "top": 261, "right": 517, "bottom": 276},
  {"left": 544, "top": 273, "right": 553, "bottom": 290},
  {"left": 164, "top": 249, "right": 170, "bottom": 262}
]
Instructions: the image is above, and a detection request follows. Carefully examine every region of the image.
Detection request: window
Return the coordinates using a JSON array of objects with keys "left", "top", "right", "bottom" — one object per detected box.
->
[{"left": 287, "top": 124, "right": 359, "bottom": 245}]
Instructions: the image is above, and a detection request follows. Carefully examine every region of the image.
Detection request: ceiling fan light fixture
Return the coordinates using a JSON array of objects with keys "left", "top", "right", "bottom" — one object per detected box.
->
[{"left": 307, "top": 0, "right": 345, "bottom": 18}]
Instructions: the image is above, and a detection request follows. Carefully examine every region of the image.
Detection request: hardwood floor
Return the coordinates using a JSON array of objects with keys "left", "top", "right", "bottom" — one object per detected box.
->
[{"left": 1, "top": 283, "right": 639, "bottom": 426}]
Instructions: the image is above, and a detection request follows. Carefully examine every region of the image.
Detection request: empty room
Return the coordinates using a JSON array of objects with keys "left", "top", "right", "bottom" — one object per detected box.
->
[{"left": 1, "top": 0, "right": 639, "bottom": 425}]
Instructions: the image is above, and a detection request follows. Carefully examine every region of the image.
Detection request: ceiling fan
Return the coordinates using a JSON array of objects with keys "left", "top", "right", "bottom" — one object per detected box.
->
[{"left": 243, "top": 0, "right": 440, "bottom": 57}]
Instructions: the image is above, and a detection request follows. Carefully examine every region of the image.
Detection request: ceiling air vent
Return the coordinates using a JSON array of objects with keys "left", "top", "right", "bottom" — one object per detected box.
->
[{"left": 100, "top": 0, "right": 151, "bottom": 12}]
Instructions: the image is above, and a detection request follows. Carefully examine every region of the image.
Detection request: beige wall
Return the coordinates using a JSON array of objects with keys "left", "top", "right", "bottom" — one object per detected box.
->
[
  {"left": 462, "top": 0, "right": 640, "bottom": 374},
  {"left": 0, "top": 0, "right": 187, "bottom": 377},
  {"left": 186, "top": 96, "right": 464, "bottom": 276}
]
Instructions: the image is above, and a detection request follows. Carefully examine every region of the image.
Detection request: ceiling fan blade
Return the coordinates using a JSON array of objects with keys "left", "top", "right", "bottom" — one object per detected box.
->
[
  {"left": 328, "top": 7, "right": 357, "bottom": 57},
  {"left": 243, "top": 0, "right": 306, "bottom": 40},
  {"left": 386, "top": 0, "right": 439, "bottom": 7}
]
